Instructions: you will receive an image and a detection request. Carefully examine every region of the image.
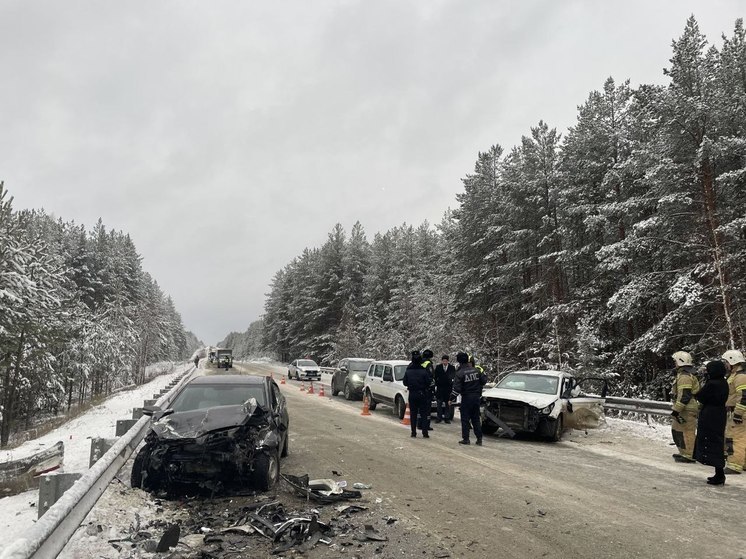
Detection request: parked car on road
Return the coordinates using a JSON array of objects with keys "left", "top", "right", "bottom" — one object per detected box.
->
[
  {"left": 481, "top": 370, "right": 607, "bottom": 441},
  {"left": 364, "top": 360, "right": 416, "bottom": 420},
  {"left": 288, "top": 359, "right": 321, "bottom": 381},
  {"left": 131, "top": 375, "right": 289, "bottom": 494},
  {"left": 331, "top": 358, "right": 374, "bottom": 400}
]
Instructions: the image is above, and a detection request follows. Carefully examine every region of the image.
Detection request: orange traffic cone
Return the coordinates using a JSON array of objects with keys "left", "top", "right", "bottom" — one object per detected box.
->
[
  {"left": 401, "top": 403, "right": 411, "bottom": 426},
  {"left": 308, "top": 382, "right": 315, "bottom": 395},
  {"left": 300, "top": 381, "right": 306, "bottom": 392},
  {"left": 318, "top": 384, "right": 325, "bottom": 397},
  {"left": 360, "top": 394, "right": 372, "bottom": 416},
  {"left": 281, "top": 376, "right": 286, "bottom": 385}
]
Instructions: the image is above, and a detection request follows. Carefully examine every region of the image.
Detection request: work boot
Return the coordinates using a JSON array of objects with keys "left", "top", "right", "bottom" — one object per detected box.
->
[
  {"left": 423, "top": 432, "right": 429, "bottom": 438},
  {"left": 706, "top": 475, "right": 725, "bottom": 486},
  {"left": 458, "top": 439, "right": 470, "bottom": 445},
  {"left": 444, "top": 420, "right": 451, "bottom": 424},
  {"left": 724, "top": 467, "right": 741, "bottom": 475},
  {"left": 410, "top": 433, "right": 417, "bottom": 438},
  {"left": 435, "top": 419, "right": 442, "bottom": 423},
  {"left": 475, "top": 439, "right": 483, "bottom": 446},
  {"left": 673, "top": 454, "right": 695, "bottom": 463}
]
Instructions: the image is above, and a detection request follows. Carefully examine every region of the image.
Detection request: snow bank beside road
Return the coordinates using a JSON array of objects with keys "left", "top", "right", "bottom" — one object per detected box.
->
[{"left": 0, "top": 362, "right": 190, "bottom": 546}]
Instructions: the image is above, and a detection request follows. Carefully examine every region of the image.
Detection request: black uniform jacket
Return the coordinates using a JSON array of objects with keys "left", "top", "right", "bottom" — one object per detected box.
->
[
  {"left": 403, "top": 365, "right": 431, "bottom": 400},
  {"left": 453, "top": 365, "right": 487, "bottom": 397}
]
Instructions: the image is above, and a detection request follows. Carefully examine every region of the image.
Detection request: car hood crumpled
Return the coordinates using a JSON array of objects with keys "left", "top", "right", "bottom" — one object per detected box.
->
[
  {"left": 482, "top": 388, "right": 558, "bottom": 409},
  {"left": 152, "top": 399, "right": 261, "bottom": 440}
]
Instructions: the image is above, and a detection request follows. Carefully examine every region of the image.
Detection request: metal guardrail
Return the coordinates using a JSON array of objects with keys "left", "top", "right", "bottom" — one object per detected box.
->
[
  {"left": 0, "top": 365, "right": 196, "bottom": 559},
  {"left": 603, "top": 396, "right": 672, "bottom": 424}
]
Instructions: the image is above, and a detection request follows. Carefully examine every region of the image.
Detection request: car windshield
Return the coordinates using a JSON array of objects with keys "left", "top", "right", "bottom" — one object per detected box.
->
[
  {"left": 394, "top": 365, "right": 407, "bottom": 381},
  {"left": 349, "top": 360, "right": 372, "bottom": 372},
  {"left": 170, "top": 384, "right": 267, "bottom": 412},
  {"left": 298, "top": 360, "right": 317, "bottom": 367},
  {"left": 496, "top": 373, "right": 559, "bottom": 395}
]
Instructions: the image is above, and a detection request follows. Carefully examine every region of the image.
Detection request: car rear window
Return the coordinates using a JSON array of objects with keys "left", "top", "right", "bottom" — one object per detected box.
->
[{"left": 171, "top": 384, "right": 267, "bottom": 412}]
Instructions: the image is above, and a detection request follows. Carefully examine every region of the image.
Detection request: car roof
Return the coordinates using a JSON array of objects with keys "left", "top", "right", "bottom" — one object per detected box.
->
[
  {"left": 371, "top": 360, "right": 410, "bottom": 366},
  {"left": 505, "top": 370, "right": 567, "bottom": 378},
  {"left": 345, "top": 358, "right": 374, "bottom": 362},
  {"left": 189, "top": 374, "right": 267, "bottom": 385}
]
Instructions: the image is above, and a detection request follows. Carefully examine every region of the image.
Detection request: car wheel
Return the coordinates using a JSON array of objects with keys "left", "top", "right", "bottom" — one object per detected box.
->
[
  {"left": 331, "top": 378, "right": 340, "bottom": 397},
  {"left": 253, "top": 450, "right": 280, "bottom": 491},
  {"left": 344, "top": 382, "right": 354, "bottom": 401},
  {"left": 366, "top": 389, "right": 377, "bottom": 410},
  {"left": 288, "top": 371, "right": 292, "bottom": 380},
  {"left": 549, "top": 414, "right": 564, "bottom": 442},
  {"left": 281, "top": 433, "right": 289, "bottom": 458},
  {"left": 395, "top": 396, "right": 406, "bottom": 420},
  {"left": 131, "top": 446, "right": 159, "bottom": 491}
]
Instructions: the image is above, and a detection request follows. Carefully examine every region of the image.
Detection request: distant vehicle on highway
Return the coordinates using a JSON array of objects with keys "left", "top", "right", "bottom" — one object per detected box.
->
[
  {"left": 331, "top": 358, "right": 374, "bottom": 400},
  {"left": 288, "top": 359, "right": 321, "bottom": 381},
  {"left": 131, "top": 374, "right": 289, "bottom": 493},
  {"left": 481, "top": 370, "right": 607, "bottom": 441},
  {"left": 216, "top": 349, "right": 233, "bottom": 369}
]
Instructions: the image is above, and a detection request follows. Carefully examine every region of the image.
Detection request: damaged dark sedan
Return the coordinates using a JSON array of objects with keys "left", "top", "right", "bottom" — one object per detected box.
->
[{"left": 131, "top": 375, "right": 289, "bottom": 494}]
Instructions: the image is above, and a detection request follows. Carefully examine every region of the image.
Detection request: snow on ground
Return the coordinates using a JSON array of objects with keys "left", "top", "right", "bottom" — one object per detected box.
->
[{"left": 0, "top": 362, "right": 192, "bottom": 547}]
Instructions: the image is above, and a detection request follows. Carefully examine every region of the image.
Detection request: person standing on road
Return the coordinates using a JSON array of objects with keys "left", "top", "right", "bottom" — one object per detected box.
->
[
  {"left": 722, "top": 349, "right": 746, "bottom": 475},
  {"left": 693, "top": 360, "right": 729, "bottom": 485},
  {"left": 418, "top": 349, "right": 436, "bottom": 432},
  {"left": 434, "top": 355, "right": 456, "bottom": 424},
  {"left": 452, "top": 352, "right": 487, "bottom": 446},
  {"left": 403, "top": 351, "right": 431, "bottom": 439},
  {"left": 670, "top": 351, "right": 700, "bottom": 463}
]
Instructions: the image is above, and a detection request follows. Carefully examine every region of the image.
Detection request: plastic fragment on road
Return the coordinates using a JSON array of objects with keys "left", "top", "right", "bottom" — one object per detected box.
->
[
  {"left": 281, "top": 473, "right": 363, "bottom": 503},
  {"left": 352, "top": 482, "right": 372, "bottom": 489}
]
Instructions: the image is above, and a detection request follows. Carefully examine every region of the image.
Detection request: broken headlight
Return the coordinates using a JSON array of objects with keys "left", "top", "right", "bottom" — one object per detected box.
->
[{"left": 539, "top": 403, "right": 555, "bottom": 415}]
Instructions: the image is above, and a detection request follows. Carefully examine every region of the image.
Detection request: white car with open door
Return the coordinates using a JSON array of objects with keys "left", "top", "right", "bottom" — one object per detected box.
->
[{"left": 480, "top": 370, "right": 607, "bottom": 441}]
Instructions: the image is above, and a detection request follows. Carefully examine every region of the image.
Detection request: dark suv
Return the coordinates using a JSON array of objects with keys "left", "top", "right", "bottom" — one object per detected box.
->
[{"left": 331, "top": 358, "right": 374, "bottom": 400}]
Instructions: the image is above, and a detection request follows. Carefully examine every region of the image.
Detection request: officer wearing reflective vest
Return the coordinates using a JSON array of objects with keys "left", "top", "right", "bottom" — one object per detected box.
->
[
  {"left": 722, "top": 349, "right": 746, "bottom": 474},
  {"left": 670, "top": 351, "right": 700, "bottom": 463}
]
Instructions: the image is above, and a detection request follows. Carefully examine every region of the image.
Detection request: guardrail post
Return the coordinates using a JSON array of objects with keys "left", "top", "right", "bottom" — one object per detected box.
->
[
  {"left": 132, "top": 407, "right": 144, "bottom": 420},
  {"left": 144, "top": 399, "right": 157, "bottom": 407},
  {"left": 116, "top": 419, "right": 138, "bottom": 436},
  {"left": 89, "top": 438, "right": 117, "bottom": 467},
  {"left": 38, "top": 473, "right": 82, "bottom": 518},
  {"left": 153, "top": 393, "right": 161, "bottom": 399}
]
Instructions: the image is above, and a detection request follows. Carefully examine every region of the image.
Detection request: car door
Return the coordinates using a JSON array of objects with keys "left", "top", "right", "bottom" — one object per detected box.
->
[
  {"left": 379, "top": 365, "right": 395, "bottom": 404},
  {"left": 335, "top": 359, "right": 347, "bottom": 391},
  {"left": 370, "top": 364, "right": 385, "bottom": 400},
  {"left": 564, "top": 376, "right": 607, "bottom": 429}
]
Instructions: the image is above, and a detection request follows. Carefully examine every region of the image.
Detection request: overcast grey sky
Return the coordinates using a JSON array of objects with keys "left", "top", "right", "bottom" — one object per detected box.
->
[{"left": 2, "top": 1, "right": 743, "bottom": 344}]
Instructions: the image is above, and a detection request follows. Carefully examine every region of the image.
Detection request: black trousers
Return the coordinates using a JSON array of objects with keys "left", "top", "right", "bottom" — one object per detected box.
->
[
  {"left": 460, "top": 394, "right": 483, "bottom": 441},
  {"left": 409, "top": 394, "right": 430, "bottom": 435}
]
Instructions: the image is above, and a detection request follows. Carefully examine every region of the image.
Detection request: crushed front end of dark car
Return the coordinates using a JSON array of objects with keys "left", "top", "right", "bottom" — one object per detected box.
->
[{"left": 131, "top": 399, "right": 283, "bottom": 494}]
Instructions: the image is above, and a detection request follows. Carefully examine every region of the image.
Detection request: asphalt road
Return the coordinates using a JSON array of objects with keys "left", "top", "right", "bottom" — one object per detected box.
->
[
  {"left": 59, "top": 361, "right": 745, "bottom": 558},
  {"left": 252, "top": 361, "right": 745, "bottom": 559}
]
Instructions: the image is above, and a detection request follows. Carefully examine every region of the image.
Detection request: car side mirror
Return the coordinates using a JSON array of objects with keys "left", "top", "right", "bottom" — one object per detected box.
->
[{"left": 383, "top": 372, "right": 393, "bottom": 382}]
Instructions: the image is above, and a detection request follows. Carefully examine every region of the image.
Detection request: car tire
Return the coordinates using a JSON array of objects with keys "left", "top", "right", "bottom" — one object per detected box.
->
[
  {"left": 253, "top": 450, "right": 280, "bottom": 491},
  {"left": 344, "top": 382, "right": 354, "bottom": 401},
  {"left": 281, "top": 433, "right": 289, "bottom": 458},
  {"left": 395, "top": 396, "right": 406, "bottom": 420},
  {"left": 131, "top": 446, "right": 159, "bottom": 491},
  {"left": 331, "top": 378, "right": 340, "bottom": 396},
  {"left": 365, "top": 389, "right": 377, "bottom": 410},
  {"left": 549, "top": 414, "right": 564, "bottom": 442}
]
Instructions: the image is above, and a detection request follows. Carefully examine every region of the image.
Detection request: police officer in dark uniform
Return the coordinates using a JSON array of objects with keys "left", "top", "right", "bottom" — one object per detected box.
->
[
  {"left": 403, "top": 351, "right": 432, "bottom": 438},
  {"left": 452, "top": 351, "right": 487, "bottom": 445},
  {"left": 419, "top": 349, "right": 435, "bottom": 431}
]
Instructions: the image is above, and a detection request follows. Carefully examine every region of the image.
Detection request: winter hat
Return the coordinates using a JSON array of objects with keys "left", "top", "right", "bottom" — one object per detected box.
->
[
  {"left": 411, "top": 350, "right": 422, "bottom": 364},
  {"left": 456, "top": 352, "right": 469, "bottom": 364},
  {"left": 706, "top": 360, "right": 726, "bottom": 379}
]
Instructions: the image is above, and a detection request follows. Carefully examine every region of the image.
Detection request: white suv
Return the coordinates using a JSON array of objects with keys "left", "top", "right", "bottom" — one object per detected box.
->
[{"left": 363, "top": 360, "right": 412, "bottom": 420}]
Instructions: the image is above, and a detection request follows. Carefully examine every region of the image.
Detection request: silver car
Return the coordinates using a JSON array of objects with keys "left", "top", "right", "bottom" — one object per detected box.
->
[{"left": 287, "top": 359, "right": 321, "bottom": 381}]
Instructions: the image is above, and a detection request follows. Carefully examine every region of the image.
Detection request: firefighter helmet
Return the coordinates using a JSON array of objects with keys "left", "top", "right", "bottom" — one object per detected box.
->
[
  {"left": 672, "top": 351, "right": 693, "bottom": 367},
  {"left": 721, "top": 349, "right": 746, "bottom": 366}
]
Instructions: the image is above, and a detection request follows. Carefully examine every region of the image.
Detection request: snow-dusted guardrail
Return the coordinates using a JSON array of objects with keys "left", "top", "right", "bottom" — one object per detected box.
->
[
  {"left": 1, "top": 366, "right": 197, "bottom": 559},
  {"left": 603, "top": 396, "right": 672, "bottom": 424}
]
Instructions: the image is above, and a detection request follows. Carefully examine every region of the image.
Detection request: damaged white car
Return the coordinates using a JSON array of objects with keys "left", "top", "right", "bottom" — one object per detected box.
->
[{"left": 481, "top": 370, "right": 607, "bottom": 441}]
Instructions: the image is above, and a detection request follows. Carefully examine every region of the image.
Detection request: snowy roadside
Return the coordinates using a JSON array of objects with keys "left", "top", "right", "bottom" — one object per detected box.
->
[{"left": 0, "top": 362, "right": 191, "bottom": 546}]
